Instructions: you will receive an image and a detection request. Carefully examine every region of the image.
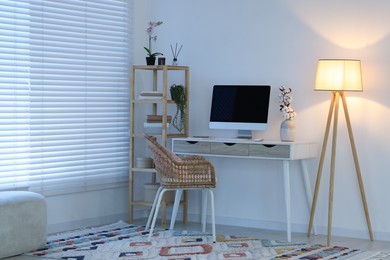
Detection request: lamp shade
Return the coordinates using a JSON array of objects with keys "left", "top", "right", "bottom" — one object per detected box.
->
[{"left": 314, "top": 59, "right": 363, "bottom": 91}]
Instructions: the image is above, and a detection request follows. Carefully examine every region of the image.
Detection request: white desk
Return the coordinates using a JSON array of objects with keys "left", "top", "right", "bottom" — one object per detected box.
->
[{"left": 172, "top": 137, "right": 317, "bottom": 242}]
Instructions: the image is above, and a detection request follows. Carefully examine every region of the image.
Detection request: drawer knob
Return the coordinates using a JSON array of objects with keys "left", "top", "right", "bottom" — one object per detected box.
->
[
  {"left": 263, "top": 145, "right": 275, "bottom": 148},
  {"left": 186, "top": 141, "right": 199, "bottom": 144}
]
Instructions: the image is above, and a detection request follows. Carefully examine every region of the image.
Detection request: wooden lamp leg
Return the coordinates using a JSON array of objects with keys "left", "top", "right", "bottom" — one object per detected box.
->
[
  {"left": 327, "top": 91, "right": 341, "bottom": 245},
  {"left": 340, "top": 92, "right": 374, "bottom": 241},
  {"left": 309, "top": 91, "right": 374, "bottom": 245},
  {"left": 308, "top": 92, "right": 336, "bottom": 237}
]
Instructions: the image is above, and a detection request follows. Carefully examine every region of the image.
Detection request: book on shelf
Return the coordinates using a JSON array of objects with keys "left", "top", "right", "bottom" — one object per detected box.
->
[
  {"left": 140, "top": 91, "right": 163, "bottom": 97},
  {"left": 138, "top": 91, "right": 163, "bottom": 100},
  {"left": 146, "top": 115, "right": 172, "bottom": 123}
]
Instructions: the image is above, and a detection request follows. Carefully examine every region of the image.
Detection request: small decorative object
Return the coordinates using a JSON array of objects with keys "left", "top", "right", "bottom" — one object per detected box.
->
[
  {"left": 158, "top": 57, "right": 166, "bottom": 65},
  {"left": 280, "top": 119, "right": 296, "bottom": 142},
  {"left": 145, "top": 21, "right": 163, "bottom": 65},
  {"left": 170, "top": 43, "right": 183, "bottom": 66},
  {"left": 170, "top": 84, "right": 186, "bottom": 133},
  {"left": 279, "top": 86, "right": 297, "bottom": 142}
]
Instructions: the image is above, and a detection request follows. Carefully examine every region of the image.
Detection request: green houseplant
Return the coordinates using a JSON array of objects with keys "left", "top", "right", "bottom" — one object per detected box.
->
[{"left": 170, "top": 84, "right": 186, "bottom": 133}]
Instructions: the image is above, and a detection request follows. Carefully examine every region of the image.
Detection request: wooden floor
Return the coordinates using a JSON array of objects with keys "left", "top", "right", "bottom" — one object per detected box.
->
[{"left": 8, "top": 219, "right": 390, "bottom": 259}]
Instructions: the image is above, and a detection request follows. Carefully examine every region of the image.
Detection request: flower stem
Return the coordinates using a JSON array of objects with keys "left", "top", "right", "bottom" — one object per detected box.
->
[{"left": 148, "top": 36, "right": 152, "bottom": 53}]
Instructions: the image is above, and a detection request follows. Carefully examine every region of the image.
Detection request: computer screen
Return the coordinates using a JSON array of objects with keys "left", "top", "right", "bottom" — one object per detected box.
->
[{"left": 209, "top": 85, "right": 271, "bottom": 136}]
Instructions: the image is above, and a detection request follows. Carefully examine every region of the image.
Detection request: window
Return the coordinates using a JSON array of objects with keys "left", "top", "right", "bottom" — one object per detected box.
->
[{"left": 0, "top": 0, "right": 132, "bottom": 195}]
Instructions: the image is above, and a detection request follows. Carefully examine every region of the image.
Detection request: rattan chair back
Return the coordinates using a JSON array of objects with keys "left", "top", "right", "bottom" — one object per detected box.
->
[{"left": 144, "top": 134, "right": 216, "bottom": 189}]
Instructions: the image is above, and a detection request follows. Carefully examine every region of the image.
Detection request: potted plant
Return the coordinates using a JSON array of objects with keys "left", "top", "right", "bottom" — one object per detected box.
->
[
  {"left": 145, "top": 21, "right": 163, "bottom": 65},
  {"left": 144, "top": 47, "right": 163, "bottom": 66},
  {"left": 170, "top": 84, "right": 186, "bottom": 133}
]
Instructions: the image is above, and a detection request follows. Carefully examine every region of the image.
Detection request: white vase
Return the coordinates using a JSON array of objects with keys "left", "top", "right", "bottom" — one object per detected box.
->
[{"left": 280, "top": 119, "right": 296, "bottom": 142}]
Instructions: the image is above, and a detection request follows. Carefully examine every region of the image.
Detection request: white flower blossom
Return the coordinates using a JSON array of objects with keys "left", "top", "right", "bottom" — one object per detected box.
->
[
  {"left": 279, "top": 86, "right": 297, "bottom": 120},
  {"left": 145, "top": 21, "right": 163, "bottom": 54}
]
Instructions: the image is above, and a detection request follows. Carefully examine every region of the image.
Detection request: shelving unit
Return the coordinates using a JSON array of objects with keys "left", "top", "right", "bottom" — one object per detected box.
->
[{"left": 129, "top": 65, "right": 189, "bottom": 226}]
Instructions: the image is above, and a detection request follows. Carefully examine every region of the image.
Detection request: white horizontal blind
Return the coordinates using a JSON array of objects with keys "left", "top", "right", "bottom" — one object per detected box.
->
[
  {"left": 0, "top": 0, "right": 131, "bottom": 196},
  {"left": 0, "top": 1, "right": 31, "bottom": 190}
]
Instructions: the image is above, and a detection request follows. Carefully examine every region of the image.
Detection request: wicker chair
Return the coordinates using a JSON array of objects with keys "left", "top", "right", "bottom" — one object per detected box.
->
[{"left": 144, "top": 134, "right": 217, "bottom": 242}]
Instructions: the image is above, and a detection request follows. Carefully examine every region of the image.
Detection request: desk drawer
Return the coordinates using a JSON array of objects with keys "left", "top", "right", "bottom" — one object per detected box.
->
[
  {"left": 249, "top": 144, "right": 290, "bottom": 158},
  {"left": 173, "top": 140, "right": 210, "bottom": 154},
  {"left": 210, "top": 142, "right": 249, "bottom": 156}
]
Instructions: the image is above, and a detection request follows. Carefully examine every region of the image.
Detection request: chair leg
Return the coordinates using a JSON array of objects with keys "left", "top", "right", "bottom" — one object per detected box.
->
[
  {"left": 208, "top": 188, "right": 216, "bottom": 243},
  {"left": 202, "top": 189, "right": 208, "bottom": 232},
  {"left": 169, "top": 189, "right": 183, "bottom": 230},
  {"left": 148, "top": 188, "right": 167, "bottom": 241},
  {"left": 146, "top": 186, "right": 164, "bottom": 230}
]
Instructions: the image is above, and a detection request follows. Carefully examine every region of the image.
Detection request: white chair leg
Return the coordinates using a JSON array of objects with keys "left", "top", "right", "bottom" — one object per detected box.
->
[
  {"left": 208, "top": 188, "right": 216, "bottom": 243},
  {"left": 148, "top": 188, "right": 166, "bottom": 241},
  {"left": 201, "top": 189, "right": 208, "bottom": 232},
  {"left": 146, "top": 186, "right": 164, "bottom": 230},
  {"left": 169, "top": 189, "right": 183, "bottom": 230}
]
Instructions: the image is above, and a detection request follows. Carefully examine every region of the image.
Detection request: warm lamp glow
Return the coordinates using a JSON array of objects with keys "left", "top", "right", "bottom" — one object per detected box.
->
[
  {"left": 314, "top": 59, "right": 363, "bottom": 92},
  {"left": 282, "top": 1, "right": 390, "bottom": 49}
]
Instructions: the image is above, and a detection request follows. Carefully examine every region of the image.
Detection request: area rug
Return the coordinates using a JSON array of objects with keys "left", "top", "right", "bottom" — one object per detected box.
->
[{"left": 25, "top": 221, "right": 387, "bottom": 259}]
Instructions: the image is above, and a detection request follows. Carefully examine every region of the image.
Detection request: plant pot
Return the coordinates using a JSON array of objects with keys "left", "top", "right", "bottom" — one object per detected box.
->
[{"left": 146, "top": 57, "right": 156, "bottom": 66}]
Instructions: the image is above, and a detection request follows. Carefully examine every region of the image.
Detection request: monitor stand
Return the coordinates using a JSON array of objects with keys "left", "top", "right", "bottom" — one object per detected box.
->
[
  {"left": 237, "top": 130, "right": 251, "bottom": 139},
  {"left": 237, "top": 130, "right": 264, "bottom": 141}
]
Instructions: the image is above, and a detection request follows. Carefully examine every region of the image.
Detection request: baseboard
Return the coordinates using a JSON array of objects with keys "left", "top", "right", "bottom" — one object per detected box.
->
[
  {"left": 213, "top": 215, "right": 390, "bottom": 241},
  {"left": 63, "top": 206, "right": 386, "bottom": 242},
  {"left": 134, "top": 209, "right": 390, "bottom": 242},
  {"left": 317, "top": 225, "right": 390, "bottom": 242},
  {"left": 215, "top": 215, "right": 390, "bottom": 242},
  {"left": 47, "top": 209, "right": 144, "bottom": 234}
]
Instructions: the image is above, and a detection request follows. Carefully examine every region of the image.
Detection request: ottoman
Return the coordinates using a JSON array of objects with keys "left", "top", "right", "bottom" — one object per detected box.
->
[{"left": 0, "top": 191, "right": 47, "bottom": 259}]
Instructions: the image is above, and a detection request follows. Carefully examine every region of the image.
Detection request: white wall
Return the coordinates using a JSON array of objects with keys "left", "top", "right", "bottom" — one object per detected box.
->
[
  {"left": 45, "top": 188, "right": 129, "bottom": 234},
  {"left": 134, "top": 0, "right": 390, "bottom": 241}
]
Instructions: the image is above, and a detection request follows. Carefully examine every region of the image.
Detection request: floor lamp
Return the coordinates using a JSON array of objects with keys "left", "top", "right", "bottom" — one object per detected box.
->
[{"left": 307, "top": 59, "right": 374, "bottom": 246}]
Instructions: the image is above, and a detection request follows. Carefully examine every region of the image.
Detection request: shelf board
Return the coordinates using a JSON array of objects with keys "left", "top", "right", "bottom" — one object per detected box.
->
[
  {"left": 131, "top": 200, "right": 185, "bottom": 207},
  {"left": 168, "top": 133, "right": 188, "bottom": 138},
  {"left": 131, "top": 167, "right": 157, "bottom": 173},
  {"left": 132, "top": 133, "right": 187, "bottom": 138},
  {"left": 132, "top": 65, "right": 189, "bottom": 71},
  {"left": 133, "top": 99, "right": 176, "bottom": 104}
]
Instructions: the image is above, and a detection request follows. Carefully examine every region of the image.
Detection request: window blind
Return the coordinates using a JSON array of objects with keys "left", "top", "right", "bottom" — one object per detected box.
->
[{"left": 0, "top": 0, "right": 131, "bottom": 196}]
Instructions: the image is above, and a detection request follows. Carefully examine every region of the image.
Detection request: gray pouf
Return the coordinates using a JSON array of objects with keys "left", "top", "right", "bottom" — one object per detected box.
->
[{"left": 0, "top": 191, "right": 47, "bottom": 259}]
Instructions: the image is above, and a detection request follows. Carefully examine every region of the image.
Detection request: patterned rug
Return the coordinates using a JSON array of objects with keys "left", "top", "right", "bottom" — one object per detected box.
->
[{"left": 25, "top": 221, "right": 387, "bottom": 259}]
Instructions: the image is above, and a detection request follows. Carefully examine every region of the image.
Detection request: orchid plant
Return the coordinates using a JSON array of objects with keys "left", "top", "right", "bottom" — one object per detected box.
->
[
  {"left": 279, "top": 86, "right": 297, "bottom": 120},
  {"left": 145, "top": 21, "right": 163, "bottom": 57}
]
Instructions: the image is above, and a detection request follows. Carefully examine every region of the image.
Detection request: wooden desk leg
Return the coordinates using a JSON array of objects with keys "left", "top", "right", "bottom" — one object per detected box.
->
[
  {"left": 300, "top": 160, "right": 317, "bottom": 235},
  {"left": 283, "top": 160, "right": 291, "bottom": 242}
]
